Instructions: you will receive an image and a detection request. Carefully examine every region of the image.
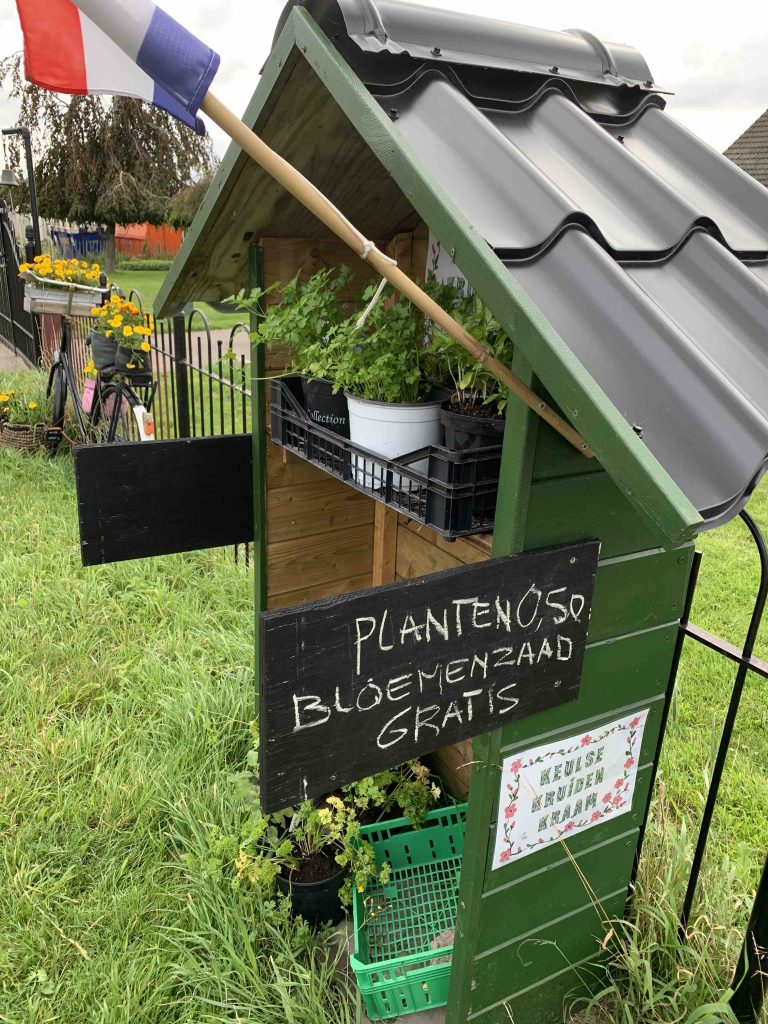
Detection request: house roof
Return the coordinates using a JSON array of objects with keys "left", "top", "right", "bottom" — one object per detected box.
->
[
  {"left": 725, "top": 108, "right": 768, "bottom": 188},
  {"left": 157, "top": 0, "right": 768, "bottom": 544}
]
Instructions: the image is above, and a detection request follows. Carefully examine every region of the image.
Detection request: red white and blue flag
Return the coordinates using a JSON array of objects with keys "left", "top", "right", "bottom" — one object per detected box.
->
[{"left": 15, "top": 0, "right": 219, "bottom": 135}]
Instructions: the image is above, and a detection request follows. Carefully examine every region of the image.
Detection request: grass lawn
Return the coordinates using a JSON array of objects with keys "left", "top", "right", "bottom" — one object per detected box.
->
[
  {"left": 0, "top": 443, "right": 355, "bottom": 1023},
  {"left": 110, "top": 268, "right": 246, "bottom": 331},
  {"left": 1, "top": 372, "right": 767, "bottom": 1021}
]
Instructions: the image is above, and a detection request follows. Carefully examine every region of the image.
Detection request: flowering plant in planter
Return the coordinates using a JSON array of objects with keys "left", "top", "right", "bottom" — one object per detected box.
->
[
  {"left": 0, "top": 374, "right": 50, "bottom": 452},
  {"left": 19, "top": 253, "right": 103, "bottom": 286},
  {"left": 90, "top": 295, "right": 153, "bottom": 372},
  {"left": 216, "top": 731, "right": 442, "bottom": 925}
]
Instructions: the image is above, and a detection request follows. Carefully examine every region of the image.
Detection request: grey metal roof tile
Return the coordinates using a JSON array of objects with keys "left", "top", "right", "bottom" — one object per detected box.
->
[
  {"left": 509, "top": 231, "right": 768, "bottom": 523},
  {"left": 606, "top": 107, "right": 768, "bottom": 254}
]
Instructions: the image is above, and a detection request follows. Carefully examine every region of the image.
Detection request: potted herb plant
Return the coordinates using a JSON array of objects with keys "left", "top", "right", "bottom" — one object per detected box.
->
[
  {"left": 0, "top": 376, "right": 50, "bottom": 452},
  {"left": 221, "top": 737, "right": 442, "bottom": 928},
  {"left": 234, "top": 267, "right": 354, "bottom": 436},
  {"left": 433, "top": 293, "right": 514, "bottom": 452},
  {"left": 323, "top": 278, "right": 463, "bottom": 483},
  {"left": 89, "top": 295, "right": 153, "bottom": 376}
]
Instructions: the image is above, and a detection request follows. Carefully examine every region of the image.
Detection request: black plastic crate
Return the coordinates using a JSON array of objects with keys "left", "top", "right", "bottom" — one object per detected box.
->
[{"left": 270, "top": 378, "right": 502, "bottom": 538}]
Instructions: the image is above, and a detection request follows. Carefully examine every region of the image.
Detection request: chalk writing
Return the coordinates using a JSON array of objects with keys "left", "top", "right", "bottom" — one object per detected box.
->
[{"left": 260, "top": 540, "right": 599, "bottom": 812}]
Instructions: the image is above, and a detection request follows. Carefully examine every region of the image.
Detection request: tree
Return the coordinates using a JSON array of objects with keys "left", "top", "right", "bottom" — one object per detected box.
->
[
  {"left": 168, "top": 171, "right": 216, "bottom": 229},
  {"left": 0, "top": 54, "right": 214, "bottom": 267}
]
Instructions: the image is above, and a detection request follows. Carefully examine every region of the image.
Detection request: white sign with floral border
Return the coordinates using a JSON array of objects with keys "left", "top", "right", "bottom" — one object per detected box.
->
[{"left": 492, "top": 709, "right": 649, "bottom": 868}]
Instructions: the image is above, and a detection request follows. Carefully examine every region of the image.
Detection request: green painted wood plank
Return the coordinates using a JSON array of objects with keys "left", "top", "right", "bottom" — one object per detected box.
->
[
  {"left": 494, "top": 623, "right": 676, "bottom": 757},
  {"left": 467, "top": 890, "right": 628, "bottom": 1021},
  {"left": 289, "top": 9, "right": 702, "bottom": 546},
  {"left": 250, "top": 247, "right": 268, "bottom": 710},
  {"left": 588, "top": 545, "right": 693, "bottom": 643},
  {"left": 447, "top": 353, "right": 540, "bottom": 1024},
  {"left": 526, "top": 472, "right": 668, "bottom": 557},
  {"left": 475, "top": 827, "right": 639, "bottom": 951}
]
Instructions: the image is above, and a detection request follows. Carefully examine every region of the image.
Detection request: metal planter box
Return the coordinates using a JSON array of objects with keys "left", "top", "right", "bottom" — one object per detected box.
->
[{"left": 23, "top": 283, "right": 106, "bottom": 317}]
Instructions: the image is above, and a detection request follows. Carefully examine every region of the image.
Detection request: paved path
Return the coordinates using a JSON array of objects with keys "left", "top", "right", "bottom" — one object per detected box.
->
[{"left": 0, "top": 341, "right": 27, "bottom": 371}]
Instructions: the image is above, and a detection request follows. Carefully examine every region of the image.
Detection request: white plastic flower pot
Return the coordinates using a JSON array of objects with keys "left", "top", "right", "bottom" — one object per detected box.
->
[{"left": 345, "top": 393, "right": 443, "bottom": 489}]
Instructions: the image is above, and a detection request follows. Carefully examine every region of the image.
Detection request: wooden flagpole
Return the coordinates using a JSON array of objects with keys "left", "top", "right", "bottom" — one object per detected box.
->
[{"left": 200, "top": 91, "right": 593, "bottom": 458}]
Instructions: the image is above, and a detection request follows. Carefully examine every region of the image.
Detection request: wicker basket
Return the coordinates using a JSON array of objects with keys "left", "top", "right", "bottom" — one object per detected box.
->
[{"left": 0, "top": 422, "right": 48, "bottom": 452}]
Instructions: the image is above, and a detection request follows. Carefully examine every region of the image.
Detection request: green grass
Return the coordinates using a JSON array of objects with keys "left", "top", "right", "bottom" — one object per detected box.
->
[
  {"left": 0, "top": 442, "right": 355, "bottom": 1023},
  {"left": 1, "top": 366, "right": 768, "bottom": 1022},
  {"left": 110, "top": 269, "right": 246, "bottom": 331}
]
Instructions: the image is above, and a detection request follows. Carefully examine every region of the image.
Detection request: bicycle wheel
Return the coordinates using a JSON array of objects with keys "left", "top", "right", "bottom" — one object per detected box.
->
[
  {"left": 91, "top": 383, "right": 141, "bottom": 443},
  {"left": 46, "top": 362, "right": 67, "bottom": 454}
]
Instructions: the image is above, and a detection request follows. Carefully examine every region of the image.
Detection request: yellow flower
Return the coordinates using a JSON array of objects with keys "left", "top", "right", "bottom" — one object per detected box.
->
[
  {"left": 28, "top": 401, "right": 37, "bottom": 410},
  {"left": 123, "top": 325, "right": 133, "bottom": 337},
  {"left": 126, "top": 363, "right": 136, "bottom": 369},
  {"left": 140, "top": 341, "right": 150, "bottom": 352},
  {"left": 19, "top": 263, "right": 31, "bottom": 273},
  {"left": 109, "top": 316, "right": 123, "bottom": 328},
  {"left": 90, "top": 307, "right": 102, "bottom": 316},
  {"left": 0, "top": 394, "right": 8, "bottom": 402},
  {"left": 105, "top": 330, "right": 113, "bottom": 337},
  {"left": 357, "top": 885, "right": 365, "bottom": 893}
]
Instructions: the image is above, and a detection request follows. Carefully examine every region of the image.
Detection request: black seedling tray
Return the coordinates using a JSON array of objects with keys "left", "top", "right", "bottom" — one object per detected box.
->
[{"left": 270, "top": 378, "right": 502, "bottom": 538}]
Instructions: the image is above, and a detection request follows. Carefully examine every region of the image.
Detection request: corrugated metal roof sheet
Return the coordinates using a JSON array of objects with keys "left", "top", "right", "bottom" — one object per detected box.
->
[{"left": 300, "top": 0, "right": 768, "bottom": 528}]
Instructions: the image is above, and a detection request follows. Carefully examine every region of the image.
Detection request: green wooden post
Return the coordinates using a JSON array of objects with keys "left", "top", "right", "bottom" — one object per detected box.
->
[
  {"left": 447, "top": 350, "right": 694, "bottom": 1024},
  {"left": 249, "top": 244, "right": 268, "bottom": 692}
]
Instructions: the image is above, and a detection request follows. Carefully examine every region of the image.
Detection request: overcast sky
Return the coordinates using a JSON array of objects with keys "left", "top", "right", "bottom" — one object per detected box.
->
[{"left": 1, "top": 0, "right": 766, "bottom": 162}]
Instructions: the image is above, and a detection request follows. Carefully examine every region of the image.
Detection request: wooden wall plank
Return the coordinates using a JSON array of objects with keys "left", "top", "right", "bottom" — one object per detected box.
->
[
  {"left": 266, "top": 480, "right": 374, "bottom": 543},
  {"left": 267, "top": 573, "right": 372, "bottom": 610},
  {"left": 266, "top": 521, "right": 373, "bottom": 598}
]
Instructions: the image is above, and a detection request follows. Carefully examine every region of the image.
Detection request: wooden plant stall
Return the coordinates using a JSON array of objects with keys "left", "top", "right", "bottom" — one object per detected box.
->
[{"left": 74, "top": 1, "right": 768, "bottom": 1021}]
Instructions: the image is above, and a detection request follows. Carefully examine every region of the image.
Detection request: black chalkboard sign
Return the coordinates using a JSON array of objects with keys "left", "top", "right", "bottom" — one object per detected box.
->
[{"left": 259, "top": 539, "right": 600, "bottom": 812}]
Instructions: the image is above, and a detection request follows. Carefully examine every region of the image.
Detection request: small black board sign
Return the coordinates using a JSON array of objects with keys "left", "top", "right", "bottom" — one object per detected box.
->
[{"left": 259, "top": 539, "right": 599, "bottom": 812}]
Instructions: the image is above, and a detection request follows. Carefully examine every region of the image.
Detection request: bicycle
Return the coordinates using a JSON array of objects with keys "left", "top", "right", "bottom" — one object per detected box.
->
[{"left": 25, "top": 275, "right": 157, "bottom": 454}]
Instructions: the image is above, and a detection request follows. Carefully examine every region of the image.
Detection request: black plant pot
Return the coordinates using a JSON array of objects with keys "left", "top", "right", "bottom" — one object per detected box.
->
[
  {"left": 88, "top": 331, "right": 118, "bottom": 372},
  {"left": 440, "top": 404, "right": 505, "bottom": 453},
  {"left": 115, "top": 344, "right": 152, "bottom": 378},
  {"left": 300, "top": 377, "right": 349, "bottom": 437},
  {"left": 276, "top": 862, "right": 347, "bottom": 928}
]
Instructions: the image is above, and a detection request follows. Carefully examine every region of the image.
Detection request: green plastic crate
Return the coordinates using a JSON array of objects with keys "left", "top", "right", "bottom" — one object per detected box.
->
[{"left": 350, "top": 804, "right": 467, "bottom": 1020}]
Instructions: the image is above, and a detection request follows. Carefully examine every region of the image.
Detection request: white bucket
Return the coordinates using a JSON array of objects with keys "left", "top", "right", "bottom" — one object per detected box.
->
[{"left": 345, "top": 394, "right": 443, "bottom": 489}]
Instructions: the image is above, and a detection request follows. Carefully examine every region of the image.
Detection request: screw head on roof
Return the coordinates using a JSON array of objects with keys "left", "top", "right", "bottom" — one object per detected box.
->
[
  {"left": 632, "top": 423, "right": 644, "bottom": 438},
  {"left": 644, "top": 79, "right": 654, "bottom": 87},
  {"left": 550, "top": 65, "right": 559, "bottom": 73},
  {"left": 389, "top": 108, "right": 399, "bottom": 120},
  {"left": 431, "top": 46, "right": 442, "bottom": 56},
  {"left": 617, "top": 134, "right": 625, "bottom": 144}
]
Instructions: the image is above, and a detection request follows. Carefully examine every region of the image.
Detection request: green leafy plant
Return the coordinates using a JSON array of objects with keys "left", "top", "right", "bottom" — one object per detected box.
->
[
  {"left": 324, "top": 277, "right": 464, "bottom": 404},
  {"left": 232, "top": 266, "right": 354, "bottom": 383},
  {"left": 232, "top": 269, "right": 470, "bottom": 405},
  {"left": 218, "top": 731, "right": 442, "bottom": 910},
  {"left": 0, "top": 374, "right": 49, "bottom": 426},
  {"left": 432, "top": 292, "right": 514, "bottom": 416}
]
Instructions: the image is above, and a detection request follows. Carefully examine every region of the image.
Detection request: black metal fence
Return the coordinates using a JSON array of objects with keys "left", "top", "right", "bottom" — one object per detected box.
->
[
  {"left": 0, "top": 200, "right": 40, "bottom": 366},
  {"left": 666, "top": 511, "right": 768, "bottom": 1021}
]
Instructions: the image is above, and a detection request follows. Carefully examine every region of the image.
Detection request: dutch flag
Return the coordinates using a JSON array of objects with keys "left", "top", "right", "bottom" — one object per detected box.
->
[{"left": 15, "top": 0, "right": 219, "bottom": 135}]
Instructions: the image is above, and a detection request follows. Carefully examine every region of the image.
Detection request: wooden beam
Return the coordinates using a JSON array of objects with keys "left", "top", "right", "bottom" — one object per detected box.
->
[{"left": 371, "top": 503, "right": 399, "bottom": 586}]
